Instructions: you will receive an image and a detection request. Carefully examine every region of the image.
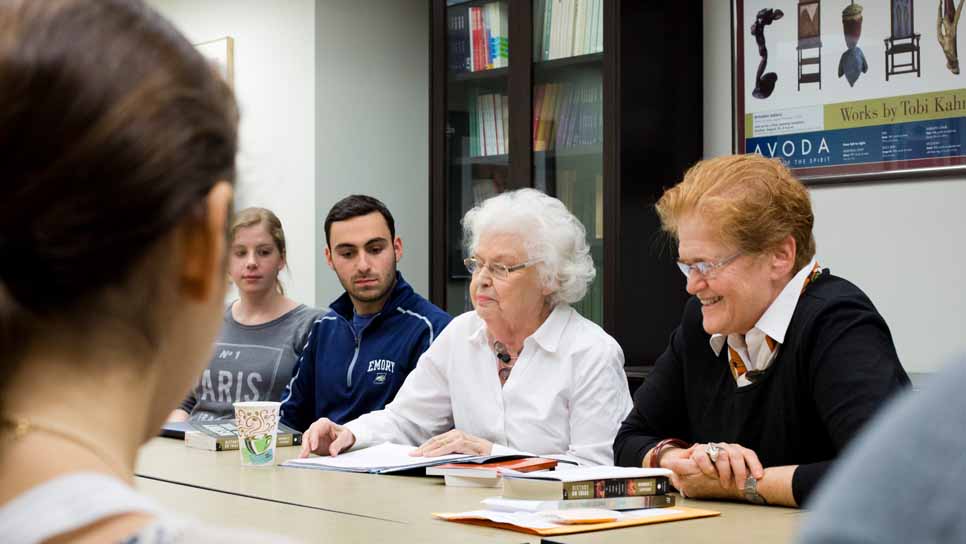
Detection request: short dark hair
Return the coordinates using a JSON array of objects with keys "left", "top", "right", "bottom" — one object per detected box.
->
[{"left": 324, "top": 195, "right": 396, "bottom": 246}]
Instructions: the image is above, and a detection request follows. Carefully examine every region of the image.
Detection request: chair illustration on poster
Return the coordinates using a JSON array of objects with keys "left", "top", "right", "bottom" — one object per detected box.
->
[
  {"left": 884, "top": 0, "right": 921, "bottom": 80},
  {"left": 797, "top": 0, "right": 822, "bottom": 90}
]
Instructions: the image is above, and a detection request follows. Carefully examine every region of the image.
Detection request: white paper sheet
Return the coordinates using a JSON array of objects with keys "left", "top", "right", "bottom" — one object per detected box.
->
[{"left": 282, "top": 442, "right": 471, "bottom": 473}]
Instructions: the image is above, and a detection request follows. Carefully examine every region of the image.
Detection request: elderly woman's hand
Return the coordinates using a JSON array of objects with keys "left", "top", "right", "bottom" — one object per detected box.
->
[
  {"left": 664, "top": 455, "right": 745, "bottom": 500},
  {"left": 663, "top": 442, "right": 764, "bottom": 498},
  {"left": 687, "top": 442, "right": 764, "bottom": 490},
  {"left": 410, "top": 430, "right": 493, "bottom": 457}
]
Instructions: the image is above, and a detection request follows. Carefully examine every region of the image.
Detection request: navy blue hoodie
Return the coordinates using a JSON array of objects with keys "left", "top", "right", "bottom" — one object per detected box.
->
[{"left": 280, "top": 273, "right": 451, "bottom": 430}]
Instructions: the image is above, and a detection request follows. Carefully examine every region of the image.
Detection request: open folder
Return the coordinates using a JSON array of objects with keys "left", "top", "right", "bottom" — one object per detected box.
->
[
  {"left": 433, "top": 505, "right": 719, "bottom": 536},
  {"left": 281, "top": 442, "right": 534, "bottom": 474}
]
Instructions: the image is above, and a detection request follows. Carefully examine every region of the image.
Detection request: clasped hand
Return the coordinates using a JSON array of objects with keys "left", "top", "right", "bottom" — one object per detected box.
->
[
  {"left": 661, "top": 442, "right": 764, "bottom": 500},
  {"left": 410, "top": 429, "right": 492, "bottom": 457}
]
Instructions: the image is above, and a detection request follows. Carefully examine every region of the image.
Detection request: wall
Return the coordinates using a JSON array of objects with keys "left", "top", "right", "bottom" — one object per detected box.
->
[
  {"left": 704, "top": 1, "right": 966, "bottom": 373},
  {"left": 315, "top": 0, "right": 430, "bottom": 305},
  {"left": 149, "top": 0, "right": 431, "bottom": 309},
  {"left": 149, "top": 0, "right": 318, "bottom": 306}
]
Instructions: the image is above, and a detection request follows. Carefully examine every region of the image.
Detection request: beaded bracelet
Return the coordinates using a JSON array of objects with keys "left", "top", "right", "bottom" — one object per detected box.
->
[{"left": 647, "top": 438, "right": 691, "bottom": 468}]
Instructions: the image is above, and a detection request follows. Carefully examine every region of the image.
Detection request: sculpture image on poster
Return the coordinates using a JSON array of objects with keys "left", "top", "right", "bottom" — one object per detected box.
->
[
  {"left": 734, "top": 0, "right": 966, "bottom": 183},
  {"left": 937, "top": 0, "right": 965, "bottom": 74},
  {"left": 838, "top": 2, "right": 868, "bottom": 87},
  {"left": 752, "top": 8, "right": 785, "bottom": 98}
]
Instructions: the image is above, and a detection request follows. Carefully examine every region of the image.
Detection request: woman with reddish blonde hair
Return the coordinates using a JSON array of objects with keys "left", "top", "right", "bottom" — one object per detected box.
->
[{"left": 614, "top": 154, "right": 909, "bottom": 507}]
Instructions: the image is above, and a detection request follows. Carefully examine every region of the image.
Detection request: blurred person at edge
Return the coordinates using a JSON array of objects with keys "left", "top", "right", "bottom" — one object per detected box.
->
[{"left": 0, "top": 1, "right": 296, "bottom": 542}]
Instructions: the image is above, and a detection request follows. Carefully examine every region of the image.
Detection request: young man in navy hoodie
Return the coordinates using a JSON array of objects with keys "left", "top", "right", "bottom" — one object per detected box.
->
[{"left": 280, "top": 195, "right": 452, "bottom": 430}]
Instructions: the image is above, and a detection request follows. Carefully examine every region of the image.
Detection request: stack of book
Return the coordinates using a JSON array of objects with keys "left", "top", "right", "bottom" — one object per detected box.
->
[
  {"left": 534, "top": 0, "right": 604, "bottom": 61},
  {"left": 487, "top": 466, "right": 674, "bottom": 512},
  {"left": 447, "top": 1, "right": 509, "bottom": 73},
  {"left": 160, "top": 420, "right": 302, "bottom": 451},
  {"left": 426, "top": 457, "right": 558, "bottom": 488}
]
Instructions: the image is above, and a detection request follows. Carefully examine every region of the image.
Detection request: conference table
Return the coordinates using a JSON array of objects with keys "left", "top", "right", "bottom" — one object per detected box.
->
[{"left": 135, "top": 438, "right": 804, "bottom": 543}]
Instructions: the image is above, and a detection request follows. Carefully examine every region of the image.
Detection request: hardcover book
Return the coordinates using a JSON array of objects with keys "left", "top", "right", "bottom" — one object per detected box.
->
[
  {"left": 501, "top": 466, "right": 672, "bottom": 501},
  {"left": 482, "top": 493, "right": 675, "bottom": 512},
  {"left": 182, "top": 421, "right": 302, "bottom": 452}
]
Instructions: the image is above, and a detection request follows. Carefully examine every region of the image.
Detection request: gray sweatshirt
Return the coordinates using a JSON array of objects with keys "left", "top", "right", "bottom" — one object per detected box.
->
[{"left": 181, "top": 303, "right": 325, "bottom": 421}]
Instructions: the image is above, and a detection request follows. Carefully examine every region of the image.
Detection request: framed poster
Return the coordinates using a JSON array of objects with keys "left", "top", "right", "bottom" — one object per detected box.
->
[
  {"left": 734, "top": 0, "right": 966, "bottom": 183},
  {"left": 195, "top": 37, "right": 234, "bottom": 87}
]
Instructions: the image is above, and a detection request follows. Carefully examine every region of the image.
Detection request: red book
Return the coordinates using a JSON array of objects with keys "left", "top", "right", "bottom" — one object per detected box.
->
[
  {"left": 532, "top": 84, "right": 546, "bottom": 146},
  {"left": 470, "top": 7, "right": 484, "bottom": 72},
  {"left": 426, "top": 457, "right": 558, "bottom": 487}
]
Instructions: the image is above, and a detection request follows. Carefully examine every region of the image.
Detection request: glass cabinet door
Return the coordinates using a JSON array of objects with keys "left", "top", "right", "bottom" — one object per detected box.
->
[
  {"left": 532, "top": 0, "right": 604, "bottom": 325},
  {"left": 444, "top": 0, "right": 510, "bottom": 316}
]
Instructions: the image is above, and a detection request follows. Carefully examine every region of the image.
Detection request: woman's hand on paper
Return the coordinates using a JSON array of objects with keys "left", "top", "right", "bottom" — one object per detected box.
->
[
  {"left": 411, "top": 429, "right": 493, "bottom": 457},
  {"left": 299, "top": 417, "right": 356, "bottom": 458}
]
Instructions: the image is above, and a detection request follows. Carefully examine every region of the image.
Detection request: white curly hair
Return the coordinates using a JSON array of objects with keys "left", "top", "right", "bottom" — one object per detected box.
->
[{"left": 461, "top": 188, "right": 596, "bottom": 306}]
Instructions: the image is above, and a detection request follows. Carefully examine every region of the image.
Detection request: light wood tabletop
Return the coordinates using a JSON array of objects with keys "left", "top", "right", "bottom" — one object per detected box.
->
[{"left": 136, "top": 437, "right": 803, "bottom": 543}]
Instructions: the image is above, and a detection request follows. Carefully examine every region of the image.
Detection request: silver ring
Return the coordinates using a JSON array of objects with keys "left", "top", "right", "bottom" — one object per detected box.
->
[{"left": 705, "top": 443, "right": 721, "bottom": 464}]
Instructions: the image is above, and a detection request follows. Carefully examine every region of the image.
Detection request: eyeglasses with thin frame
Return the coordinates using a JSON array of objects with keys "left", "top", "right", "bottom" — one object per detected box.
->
[
  {"left": 677, "top": 252, "right": 742, "bottom": 279},
  {"left": 463, "top": 256, "right": 542, "bottom": 280}
]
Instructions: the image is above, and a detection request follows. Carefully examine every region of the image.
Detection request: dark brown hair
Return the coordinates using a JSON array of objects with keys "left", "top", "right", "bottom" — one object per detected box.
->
[
  {"left": 0, "top": 0, "right": 239, "bottom": 372},
  {"left": 324, "top": 195, "right": 395, "bottom": 247}
]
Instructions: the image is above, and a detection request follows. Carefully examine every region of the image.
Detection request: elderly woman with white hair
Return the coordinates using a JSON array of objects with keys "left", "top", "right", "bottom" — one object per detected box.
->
[{"left": 298, "top": 189, "right": 632, "bottom": 465}]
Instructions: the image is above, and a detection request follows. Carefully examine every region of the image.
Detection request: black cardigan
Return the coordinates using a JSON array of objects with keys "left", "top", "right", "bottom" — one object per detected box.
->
[{"left": 614, "top": 270, "right": 909, "bottom": 505}]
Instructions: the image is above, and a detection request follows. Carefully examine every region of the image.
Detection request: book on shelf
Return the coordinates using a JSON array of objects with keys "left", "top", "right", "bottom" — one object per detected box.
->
[
  {"left": 466, "top": 91, "right": 509, "bottom": 158},
  {"left": 448, "top": 2, "right": 508, "bottom": 74},
  {"left": 554, "top": 169, "right": 577, "bottom": 215},
  {"left": 535, "top": 0, "right": 604, "bottom": 61},
  {"left": 446, "top": 5, "right": 471, "bottom": 74},
  {"left": 483, "top": 493, "right": 675, "bottom": 512},
  {"left": 471, "top": 178, "right": 499, "bottom": 205},
  {"left": 175, "top": 421, "right": 302, "bottom": 452},
  {"left": 532, "top": 80, "right": 602, "bottom": 152},
  {"left": 426, "top": 457, "right": 558, "bottom": 487},
  {"left": 501, "top": 466, "right": 672, "bottom": 501},
  {"left": 594, "top": 173, "right": 603, "bottom": 239},
  {"left": 533, "top": 83, "right": 558, "bottom": 151},
  {"left": 467, "top": 88, "right": 479, "bottom": 156}
]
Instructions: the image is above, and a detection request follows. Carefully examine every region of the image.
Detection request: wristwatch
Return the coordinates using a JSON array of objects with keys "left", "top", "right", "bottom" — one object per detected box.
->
[{"left": 743, "top": 476, "right": 767, "bottom": 505}]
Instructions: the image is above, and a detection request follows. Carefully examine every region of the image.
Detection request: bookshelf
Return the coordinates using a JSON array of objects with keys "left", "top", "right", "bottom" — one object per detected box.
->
[{"left": 430, "top": 1, "right": 703, "bottom": 370}]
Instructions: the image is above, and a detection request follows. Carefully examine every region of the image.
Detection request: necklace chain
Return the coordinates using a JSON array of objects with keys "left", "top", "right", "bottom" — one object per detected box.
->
[{"left": 0, "top": 415, "right": 131, "bottom": 479}]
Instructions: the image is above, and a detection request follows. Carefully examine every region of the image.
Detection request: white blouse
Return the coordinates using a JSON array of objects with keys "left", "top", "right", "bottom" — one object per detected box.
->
[
  {"left": 0, "top": 472, "right": 297, "bottom": 543},
  {"left": 345, "top": 304, "right": 633, "bottom": 466}
]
